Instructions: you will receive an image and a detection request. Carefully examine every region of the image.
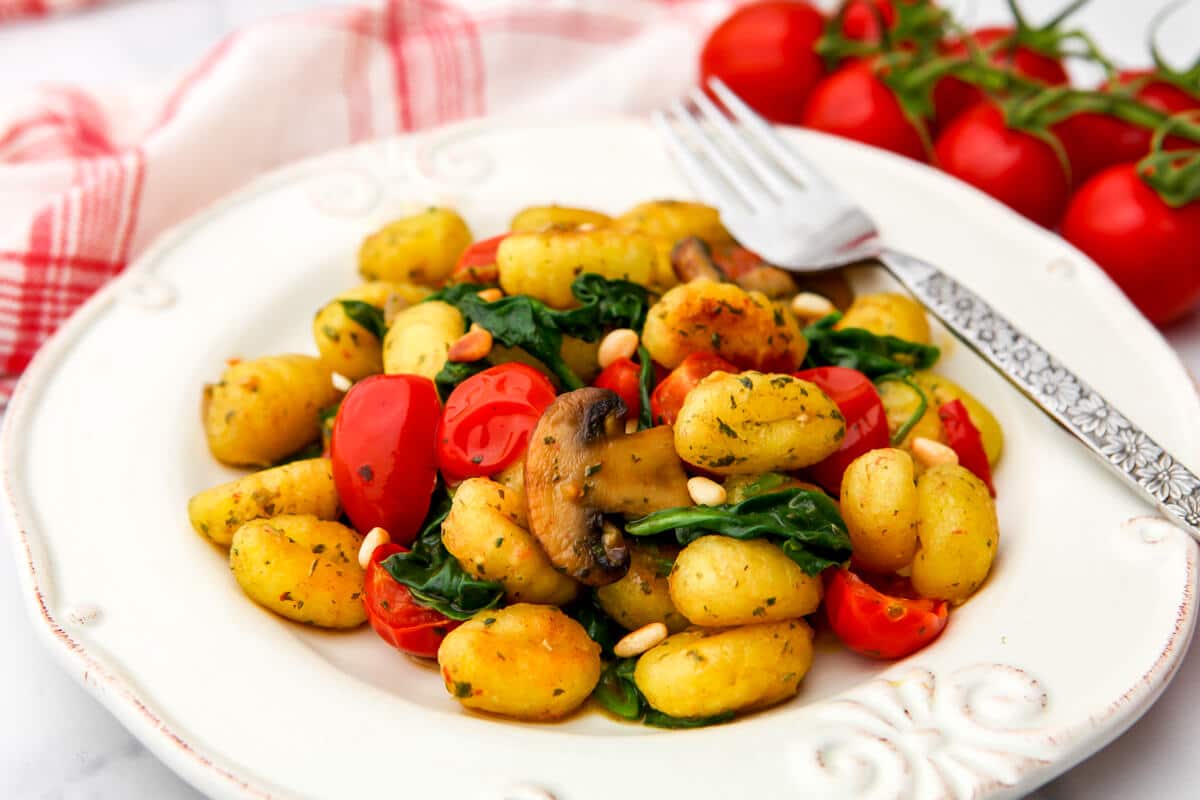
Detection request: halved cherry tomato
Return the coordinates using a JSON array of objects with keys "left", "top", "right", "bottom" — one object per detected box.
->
[
  {"left": 449, "top": 233, "right": 509, "bottom": 285},
  {"left": 436, "top": 363, "right": 557, "bottom": 482},
  {"left": 825, "top": 569, "right": 949, "bottom": 659},
  {"left": 801, "top": 61, "right": 930, "bottom": 162},
  {"left": 1061, "top": 164, "right": 1200, "bottom": 326},
  {"left": 795, "top": 367, "right": 889, "bottom": 495},
  {"left": 938, "top": 399, "right": 995, "bottom": 496},
  {"left": 364, "top": 543, "right": 458, "bottom": 658},
  {"left": 650, "top": 352, "right": 738, "bottom": 426},
  {"left": 331, "top": 374, "right": 440, "bottom": 544},
  {"left": 593, "top": 358, "right": 642, "bottom": 422},
  {"left": 933, "top": 102, "right": 1069, "bottom": 228},
  {"left": 933, "top": 27, "right": 1069, "bottom": 132},
  {"left": 699, "top": 1, "right": 827, "bottom": 125}
]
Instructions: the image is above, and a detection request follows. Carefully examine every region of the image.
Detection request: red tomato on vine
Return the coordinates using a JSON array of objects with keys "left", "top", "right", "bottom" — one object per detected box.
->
[{"left": 801, "top": 61, "right": 930, "bottom": 162}]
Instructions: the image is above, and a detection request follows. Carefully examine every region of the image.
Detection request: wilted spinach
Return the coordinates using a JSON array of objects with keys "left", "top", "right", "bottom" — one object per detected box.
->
[
  {"left": 380, "top": 485, "right": 504, "bottom": 620},
  {"left": 339, "top": 300, "right": 388, "bottom": 341},
  {"left": 626, "top": 488, "right": 852, "bottom": 575},
  {"left": 594, "top": 658, "right": 733, "bottom": 729},
  {"left": 429, "top": 275, "right": 650, "bottom": 390},
  {"left": 802, "top": 312, "right": 939, "bottom": 378}
]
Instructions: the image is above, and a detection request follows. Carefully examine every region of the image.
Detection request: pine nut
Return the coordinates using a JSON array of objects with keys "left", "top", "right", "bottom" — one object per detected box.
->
[
  {"left": 448, "top": 324, "right": 494, "bottom": 362},
  {"left": 912, "top": 437, "right": 959, "bottom": 469},
  {"left": 613, "top": 622, "right": 669, "bottom": 658},
  {"left": 790, "top": 292, "right": 836, "bottom": 321},
  {"left": 476, "top": 288, "right": 504, "bottom": 302},
  {"left": 688, "top": 476, "right": 727, "bottom": 506},
  {"left": 358, "top": 527, "right": 391, "bottom": 569},
  {"left": 597, "top": 328, "right": 639, "bottom": 368},
  {"left": 625, "top": 418, "right": 639, "bottom": 434}
]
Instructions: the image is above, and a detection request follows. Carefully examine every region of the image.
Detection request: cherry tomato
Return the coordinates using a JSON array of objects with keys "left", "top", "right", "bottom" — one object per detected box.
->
[
  {"left": 933, "top": 102, "right": 1069, "bottom": 228},
  {"left": 795, "top": 367, "right": 889, "bottom": 495},
  {"left": 801, "top": 61, "right": 930, "bottom": 162},
  {"left": 593, "top": 358, "right": 642, "bottom": 422},
  {"left": 825, "top": 569, "right": 949, "bottom": 659},
  {"left": 840, "top": 0, "right": 898, "bottom": 44},
  {"left": 699, "top": 1, "right": 827, "bottom": 125},
  {"left": 436, "top": 363, "right": 557, "bottom": 482},
  {"left": 1061, "top": 164, "right": 1200, "bottom": 326},
  {"left": 934, "top": 27, "right": 1068, "bottom": 131},
  {"left": 1053, "top": 71, "right": 1200, "bottom": 188},
  {"left": 449, "top": 233, "right": 508, "bottom": 285},
  {"left": 937, "top": 399, "right": 995, "bottom": 496},
  {"left": 364, "top": 543, "right": 459, "bottom": 658},
  {"left": 650, "top": 352, "right": 738, "bottom": 426},
  {"left": 331, "top": 374, "right": 440, "bottom": 544}
]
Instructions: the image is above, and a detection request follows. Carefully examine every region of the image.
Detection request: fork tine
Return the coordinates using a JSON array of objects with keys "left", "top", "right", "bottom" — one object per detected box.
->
[
  {"left": 652, "top": 110, "right": 745, "bottom": 210},
  {"left": 668, "top": 98, "right": 776, "bottom": 211},
  {"left": 687, "top": 87, "right": 801, "bottom": 198},
  {"left": 706, "top": 77, "right": 834, "bottom": 192}
]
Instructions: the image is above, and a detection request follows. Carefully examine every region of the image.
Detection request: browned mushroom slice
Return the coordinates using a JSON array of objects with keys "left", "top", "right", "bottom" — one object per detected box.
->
[
  {"left": 734, "top": 265, "right": 798, "bottom": 298},
  {"left": 793, "top": 270, "right": 854, "bottom": 311},
  {"left": 524, "top": 388, "right": 691, "bottom": 586},
  {"left": 670, "top": 237, "right": 727, "bottom": 283}
]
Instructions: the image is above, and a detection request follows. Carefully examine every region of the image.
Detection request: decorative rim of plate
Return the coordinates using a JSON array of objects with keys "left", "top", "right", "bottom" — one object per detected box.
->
[{"left": 2, "top": 117, "right": 1197, "bottom": 800}]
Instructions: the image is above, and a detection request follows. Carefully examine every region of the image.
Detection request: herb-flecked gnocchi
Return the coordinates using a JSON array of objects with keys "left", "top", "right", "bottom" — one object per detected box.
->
[{"left": 191, "top": 198, "right": 1004, "bottom": 727}]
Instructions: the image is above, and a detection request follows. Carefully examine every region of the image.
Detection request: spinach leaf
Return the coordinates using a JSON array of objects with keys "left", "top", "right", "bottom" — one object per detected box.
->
[
  {"left": 626, "top": 488, "right": 852, "bottom": 576},
  {"left": 802, "top": 313, "right": 939, "bottom": 378},
  {"left": 564, "top": 592, "right": 623, "bottom": 657},
  {"left": 434, "top": 359, "right": 491, "bottom": 402},
  {"left": 594, "top": 658, "right": 733, "bottom": 728},
  {"left": 339, "top": 300, "right": 388, "bottom": 341},
  {"left": 430, "top": 275, "right": 650, "bottom": 390},
  {"left": 636, "top": 344, "right": 654, "bottom": 432},
  {"left": 380, "top": 485, "right": 504, "bottom": 620}
]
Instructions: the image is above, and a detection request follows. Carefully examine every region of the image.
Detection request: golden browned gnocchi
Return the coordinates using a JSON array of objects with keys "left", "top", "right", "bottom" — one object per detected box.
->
[
  {"left": 381, "top": 300, "right": 465, "bottom": 380},
  {"left": 837, "top": 292, "right": 932, "bottom": 344},
  {"left": 596, "top": 543, "right": 689, "bottom": 633},
  {"left": 878, "top": 376, "right": 943, "bottom": 450},
  {"left": 634, "top": 620, "right": 814, "bottom": 718},
  {"left": 497, "top": 228, "right": 657, "bottom": 308},
  {"left": 312, "top": 281, "right": 429, "bottom": 381},
  {"left": 840, "top": 449, "right": 919, "bottom": 574},
  {"left": 437, "top": 604, "right": 601, "bottom": 720},
  {"left": 669, "top": 536, "right": 822, "bottom": 626},
  {"left": 876, "top": 372, "right": 1004, "bottom": 467},
  {"left": 510, "top": 205, "right": 612, "bottom": 233},
  {"left": 641, "top": 279, "right": 807, "bottom": 371},
  {"left": 442, "top": 478, "right": 578, "bottom": 605},
  {"left": 229, "top": 515, "right": 365, "bottom": 629},
  {"left": 188, "top": 458, "right": 339, "bottom": 546},
  {"left": 203, "top": 354, "right": 340, "bottom": 467},
  {"left": 912, "top": 464, "right": 999, "bottom": 604},
  {"left": 615, "top": 200, "right": 731, "bottom": 288},
  {"left": 358, "top": 207, "right": 472, "bottom": 286},
  {"left": 674, "top": 371, "right": 844, "bottom": 474}
]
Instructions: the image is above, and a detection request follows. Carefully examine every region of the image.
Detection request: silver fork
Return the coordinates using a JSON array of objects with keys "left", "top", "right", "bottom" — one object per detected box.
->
[{"left": 656, "top": 77, "right": 1200, "bottom": 542}]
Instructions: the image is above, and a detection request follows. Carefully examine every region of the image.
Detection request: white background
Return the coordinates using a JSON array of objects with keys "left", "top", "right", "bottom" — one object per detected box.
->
[{"left": 2, "top": 1, "right": 1199, "bottom": 798}]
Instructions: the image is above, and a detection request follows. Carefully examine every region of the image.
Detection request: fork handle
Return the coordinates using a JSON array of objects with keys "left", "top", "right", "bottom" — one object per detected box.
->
[{"left": 880, "top": 248, "right": 1200, "bottom": 542}]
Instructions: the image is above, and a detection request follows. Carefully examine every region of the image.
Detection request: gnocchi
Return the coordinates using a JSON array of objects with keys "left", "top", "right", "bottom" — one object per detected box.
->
[{"left": 358, "top": 208, "right": 472, "bottom": 286}]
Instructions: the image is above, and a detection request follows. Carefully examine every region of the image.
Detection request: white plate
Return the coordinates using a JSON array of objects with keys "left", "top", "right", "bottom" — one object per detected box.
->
[{"left": 4, "top": 119, "right": 1198, "bottom": 800}]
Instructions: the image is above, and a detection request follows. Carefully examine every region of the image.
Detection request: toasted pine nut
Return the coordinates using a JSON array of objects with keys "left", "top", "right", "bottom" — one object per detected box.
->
[
  {"left": 688, "top": 476, "right": 727, "bottom": 506},
  {"left": 625, "top": 418, "right": 639, "bottom": 434},
  {"left": 476, "top": 288, "right": 504, "bottom": 302},
  {"left": 331, "top": 373, "right": 352, "bottom": 392},
  {"left": 614, "top": 622, "right": 669, "bottom": 658},
  {"left": 358, "top": 527, "right": 391, "bottom": 569},
  {"left": 448, "top": 324, "right": 494, "bottom": 363},
  {"left": 912, "top": 437, "right": 959, "bottom": 469},
  {"left": 598, "top": 328, "right": 639, "bottom": 368},
  {"left": 790, "top": 292, "right": 836, "bottom": 321}
]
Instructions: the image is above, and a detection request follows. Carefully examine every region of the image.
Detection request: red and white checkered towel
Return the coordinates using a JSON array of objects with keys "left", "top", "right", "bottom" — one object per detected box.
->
[{"left": 0, "top": 0, "right": 733, "bottom": 403}]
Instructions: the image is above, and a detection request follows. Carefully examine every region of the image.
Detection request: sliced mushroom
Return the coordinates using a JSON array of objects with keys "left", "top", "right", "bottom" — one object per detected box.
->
[
  {"left": 670, "top": 237, "right": 727, "bottom": 283},
  {"left": 524, "top": 388, "right": 692, "bottom": 586},
  {"left": 734, "top": 265, "right": 798, "bottom": 298},
  {"left": 793, "top": 270, "right": 854, "bottom": 311}
]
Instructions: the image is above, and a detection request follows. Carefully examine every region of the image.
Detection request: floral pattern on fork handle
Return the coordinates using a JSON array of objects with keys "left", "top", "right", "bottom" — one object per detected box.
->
[{"left": 880, "top": 249, "right": 1200, "bottom": 537}]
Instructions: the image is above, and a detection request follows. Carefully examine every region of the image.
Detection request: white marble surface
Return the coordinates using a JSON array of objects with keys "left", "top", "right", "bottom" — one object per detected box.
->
[{"left": 2, "top": 1, "right": 1199, "bottom": 798}]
